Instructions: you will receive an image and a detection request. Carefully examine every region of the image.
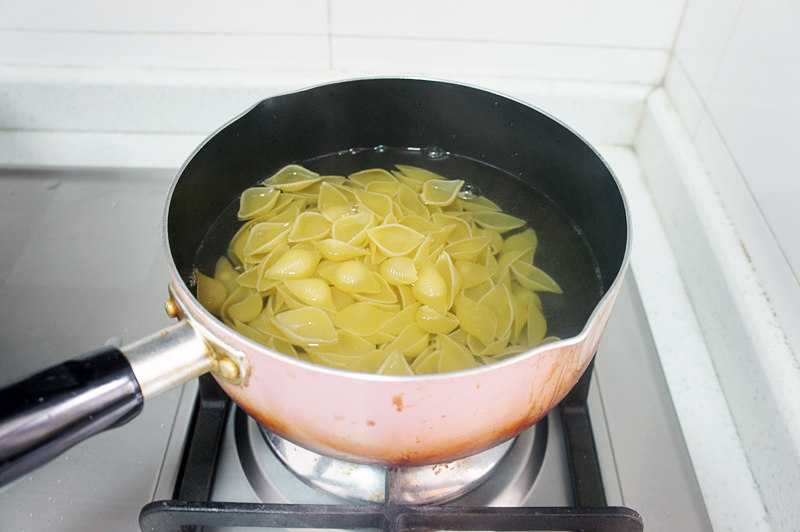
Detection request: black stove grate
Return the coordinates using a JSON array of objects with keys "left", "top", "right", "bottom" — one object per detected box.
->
[{"left": 140, "top": 366, "right": 643, "bottom": 532}]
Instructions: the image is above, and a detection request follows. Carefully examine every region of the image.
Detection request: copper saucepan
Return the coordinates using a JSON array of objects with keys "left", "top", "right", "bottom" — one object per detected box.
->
[{"left": 0, "top": 78, "right": 630, "bottom": 486}]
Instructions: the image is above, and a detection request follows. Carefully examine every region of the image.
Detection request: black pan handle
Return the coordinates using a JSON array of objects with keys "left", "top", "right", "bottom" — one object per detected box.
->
[{"left": 0, "top": 346, "right": 143, "bottom": 487}]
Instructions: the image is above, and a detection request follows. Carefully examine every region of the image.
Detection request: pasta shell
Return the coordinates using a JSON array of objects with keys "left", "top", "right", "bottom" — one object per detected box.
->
[
  {"left": 526, "top": 302, "right": 547, "bottom": 347},
  {"left": 330, "top": 285, "right": 356, "bottom": 310},
  {"left": 458, "top": 195, "right": 502, "bottom": 212},
  {"left": 282, "top": 278, "right": 336, "bottom": 313},
  {"left": 226, "top": 292, "right": 263, "bottom": 323},
  {"left": 454, "top": 260, "right": 494, "bottom": 289},
  {"left": 265, "top": 248, "right": 321, "bottom": 280},
  {"left": 287, "top": 211, "right": 331, "bottom": 243},
  {"left": 411, "top": 348, "right": 441, "bottom": 375},
  {"left": 255, "top": 244, "right": 290, "bottom": 291},
  {"left": 395, "top": 184, "right": 430, "bottom": 217},
  {"left": 470, "top": 211, "right": 526, "bottom": 233},
  {"left": 415, "top": 305, "right": 459, "bottom": 334},
  {"left": 331, "top": 211, "right": 374, "bottom": 245},
  {"left": 346, "top": 349, "right": 390, "bottom": 374},
  {"left": 479, "top": 283, "right": 514, "bottom": 339},
  {"left": 309, "top": 329, "right": 375, "bottom": 357},
  {"left": 196, "top": 272, "right": 227, "bottom": 316},
  {"left": 503, "top": 228, "right": 538, "bottom": 255},
  {"left": 234, "top": 265, "right": 260, "bottom": 289},
  {"left": 243, "top": 222, "right": 291, "bottom": 257},
  {"left": 509, "top": 290, "right": 528, "bottom": 342},
  {"left": 510, "top": 260, "right": 563, "bottom": 293},
  {"left": 254, "top": 203, "right": 301, "bottom": 226},
  {"left": 348, "top": 168, "right": 398, "bottom": 188},
  {"left": 312, "top": 238, "right": 369, "bottom": 261},
  {"left": 384, "top": 323, "right": 429, "bottom": 360},
  {"left": 220, "top": 286, "right": 252, "bottom": 326},
  {"left": 432, "top": 213, "right": 472, "bottom": 241},
  {"left": 399, "top": 214, "right": 437, "bottom": 234},
  {"left": 272, "top": 306, "right": 337, "bottom": 345},
  {"left": 318, "top": 182, "right": 348, "bottom": 218},
  {"left": 463, "top": 279, "right": 494, "bottom": 302},
  {"left": 467, "top": 332, "right": 510, "bottom": 357},
  {"left": 392, "top": 165, "right": 441, "bottom": 191},
  {"left": 428, "top": 224, "right": 458, "bottom": 246},
  {"left": 275, "top": 284, "right": 307, "bottom": 310},
  {"left": 237, "top": 187, "right": 281, "bottom": 220},
  {"left": 213, "top": 256, "right": 239, "bottom": 295},
  {"left": 411, "top": 235, "right": 433, "bottom": 266},
  {"left": 365, "top": 180, "right": 401, "bottom": 196},
  {"left": 412, "top": 262, "right": 449, "bottom": 315},
  {"left": 437, "top": 334, "right": 479, "bottom": 373},
  {"left": 263, "top": 164, "right": 321, "bottom": 192},
  {"left": 367, "top": 224, "right": 425, "bottom": 256},
  {"left": 353, "top": 189, "right": 394, "bottom": 220},
  {"left": 494, "top": 247, "right": 534, "bottom": 281},
  {"left": 377, "top": 351, "right": 415, "bottom": 375},
  {"left": 396, "top": 284, "right": 417, "bottom": 308},
  {"left": 485, "top": 344, "right": 529, "bottom": 363},
  {"left": 233, "top": 318, "right": 270, "bottom": 344},
  {"left": 379, "top": 302, "right": 421, "bottom": 336},
  {"left": 444, "top": 236, "right": 492, "bottom": 262},
  {"left": 322, "top": 204, "right": 359, "bottom": 222},
  {"left": 352, "top": 274, "right": 398, "bottom": 306},
  {"left": 333, "top": 302, "right": 394, "bottom": 336},
  {"left": 421, "top": 179, "right": 464, "bottom": 206},
  {"left": 328, "top": 260, "right": 381, "bottom": 293},
  {"left": 379, "top": 257, "right": 418, "bottom": 285},
  {"left": 434, "top": 251, "right": 461, "bottom": 310},
  {"left": 482, "top": 228, "right": 504, "bottom": 255},
  {"left": 454, "top": 293, "right": 497, "bottom": 346},
  {"left": 306, "top": 352, "right": 361, "bottom": 370},
  {"left": 228, "top": 220, "right": 257, "bottom": 266}
]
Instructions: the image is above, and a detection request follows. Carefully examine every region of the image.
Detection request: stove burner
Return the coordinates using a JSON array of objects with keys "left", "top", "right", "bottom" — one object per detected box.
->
[
  {"left": 261, "top": 425, "right": 514, "bottom": 505},
  {"left": 235, "top": 408, "right": 548, "bottom": 506},
  {"left": 140, "top": 370, "right": 645, "bottom": 531}
]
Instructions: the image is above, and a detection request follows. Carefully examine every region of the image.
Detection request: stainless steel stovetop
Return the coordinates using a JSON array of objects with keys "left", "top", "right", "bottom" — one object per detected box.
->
[{"left": 0, "top": 167, "right": 712, "bottom": 531}]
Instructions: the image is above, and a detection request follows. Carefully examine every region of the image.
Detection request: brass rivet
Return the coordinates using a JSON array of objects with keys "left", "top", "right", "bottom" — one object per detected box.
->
[
  {"left": 164, "top": 298, "right": 180, "bottom": 318},
  {"left": 218, "top": 359, "right": 239, "bottom": 380}
]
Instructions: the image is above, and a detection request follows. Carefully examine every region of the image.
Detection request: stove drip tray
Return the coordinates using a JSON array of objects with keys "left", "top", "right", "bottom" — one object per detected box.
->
[{"left": 235, "top": 408, "right": 547, "bottom": 507}]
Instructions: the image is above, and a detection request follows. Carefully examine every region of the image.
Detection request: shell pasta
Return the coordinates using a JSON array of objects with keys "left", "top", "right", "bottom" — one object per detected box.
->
[{"left": 197, "top": 164, "right": 562, "bottom": 375}]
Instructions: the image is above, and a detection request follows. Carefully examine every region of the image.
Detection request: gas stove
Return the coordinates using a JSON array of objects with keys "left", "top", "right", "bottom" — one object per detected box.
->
[
  {"left": 0, "top": 167, "right": 712, "bottom": 531},
  {"left": 142, "top": 276, "right": 711, "bottom": 532}
]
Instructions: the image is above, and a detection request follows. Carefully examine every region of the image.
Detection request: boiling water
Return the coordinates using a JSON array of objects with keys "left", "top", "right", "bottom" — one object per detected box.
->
[{"left": 193, "top": 146, "right": 602, "bottom": 339}]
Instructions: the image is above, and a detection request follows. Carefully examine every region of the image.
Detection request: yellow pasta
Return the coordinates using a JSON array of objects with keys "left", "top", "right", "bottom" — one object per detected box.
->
[{"left": 199, "top": 164, "right": 562, "bottom": 375}]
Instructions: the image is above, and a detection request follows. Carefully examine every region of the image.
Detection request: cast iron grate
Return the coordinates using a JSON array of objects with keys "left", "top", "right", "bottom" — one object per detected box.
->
[{"left": 140, "top": 364, "right": 643, "bottom": 532}]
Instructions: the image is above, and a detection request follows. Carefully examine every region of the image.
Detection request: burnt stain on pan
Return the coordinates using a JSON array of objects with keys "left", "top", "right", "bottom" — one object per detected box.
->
[{"left": 392, "top": 395, "right": 404, "bottom": 412}]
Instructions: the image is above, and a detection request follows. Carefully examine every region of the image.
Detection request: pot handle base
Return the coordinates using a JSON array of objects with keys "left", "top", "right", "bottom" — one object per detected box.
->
[{"left": 0, "top": 346, "right": 143, "bottom": 488}]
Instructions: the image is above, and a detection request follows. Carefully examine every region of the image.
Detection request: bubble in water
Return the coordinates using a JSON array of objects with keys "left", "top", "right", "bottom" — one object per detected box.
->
[
  {"left": 423, "top": 146, "right": 447, "bottom": 159},
  {"left": 458, "top": 183, "right": 481, "bottom": 200}
]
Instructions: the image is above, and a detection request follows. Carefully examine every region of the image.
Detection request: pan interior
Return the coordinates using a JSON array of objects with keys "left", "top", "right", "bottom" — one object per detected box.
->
[{"left": 192, "top": 146, "right": 603, "bottom": 341}]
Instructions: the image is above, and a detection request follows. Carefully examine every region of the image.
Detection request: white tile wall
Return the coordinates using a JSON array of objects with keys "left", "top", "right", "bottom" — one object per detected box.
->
[
  {"left": 667, "top": 0, "right": 800, "bottom": 359},
  {"left": 0, "top": 0, "right": 684, "bottom": 84},
  {"left": 664, "top": 0, "right": 800, "bottom": 529},
  {"left": 329, "top": 0, "right": 683, "bottom": 48},
  {"left": 0, "top": 0, "right": 330, "bottom": 33}
]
